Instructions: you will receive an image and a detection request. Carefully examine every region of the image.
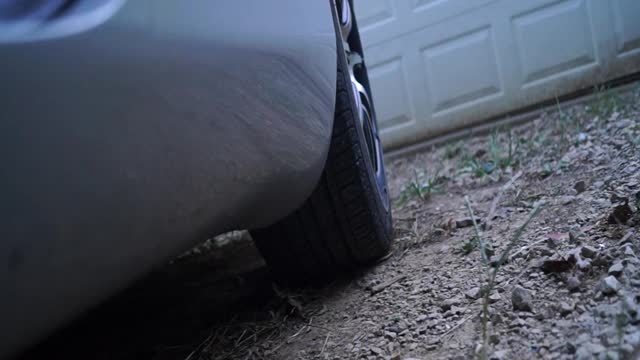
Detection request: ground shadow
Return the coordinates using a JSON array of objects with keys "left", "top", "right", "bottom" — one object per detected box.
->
[{"left": 18, "top": 235, "right": 276, "bottom": 360}]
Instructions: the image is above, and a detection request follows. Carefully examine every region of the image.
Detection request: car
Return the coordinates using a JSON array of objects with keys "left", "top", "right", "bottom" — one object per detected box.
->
[{"left": 0, "top": 0, "right": 392, "bottom": 358}]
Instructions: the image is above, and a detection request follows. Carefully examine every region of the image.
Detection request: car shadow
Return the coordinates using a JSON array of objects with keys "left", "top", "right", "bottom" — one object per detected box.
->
[{"left": 18, "top": 233, "right": 278, "bottom": 360}]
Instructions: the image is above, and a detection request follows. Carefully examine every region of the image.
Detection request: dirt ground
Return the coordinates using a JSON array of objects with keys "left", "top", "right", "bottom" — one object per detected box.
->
[{"left": 21, "top": 84, "right": 640, "bottom": 360}]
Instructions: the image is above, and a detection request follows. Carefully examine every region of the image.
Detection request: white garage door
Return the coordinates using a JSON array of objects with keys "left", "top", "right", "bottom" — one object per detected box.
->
[{"left": 357, "top": 0, "right": 640, "bottom": 149}]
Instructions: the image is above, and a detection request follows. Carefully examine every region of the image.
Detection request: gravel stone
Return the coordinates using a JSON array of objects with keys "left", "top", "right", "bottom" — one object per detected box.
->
[
  {"left": 511, "top": 286, "right": 533, "bottom": 312},
  {"left": 465, "top": 287, "right": 481, "bottom": 300},
  {"left": 608, "top": 202, "right": 633, "bottom": 224},
  {"left": 455, "top": 217, "right": 480, "bottom": 228},
  {"left": 599, "top": 276, "right": 621, "bottom": 295},
  {"left": 566, "top": 276, "right": 581, "bottom": 292},
  {"left": 559, "top": 301, "right": 574, "bottom": 316},
  {"left": 608, "top": 262, "right": 624, "bottom": 277},
  {"left": 581, "top": 246, "right": 598, "bottom": 259}
]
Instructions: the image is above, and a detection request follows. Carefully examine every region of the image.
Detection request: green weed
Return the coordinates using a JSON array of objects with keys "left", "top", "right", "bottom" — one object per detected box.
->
[
  {"left": 464, "top": 196, "right": 543, "bottom": 359},
  {"left": 590, "top": 85, "right": 621, "bottom": 119},
  {"left": 397, "top": 168, "right": 444, "bottom": 204}
]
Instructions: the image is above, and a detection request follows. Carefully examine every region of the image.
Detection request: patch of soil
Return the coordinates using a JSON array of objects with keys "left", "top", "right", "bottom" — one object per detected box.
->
[{"left": 20, "top": 86, "right": 640, "bottom": 360}]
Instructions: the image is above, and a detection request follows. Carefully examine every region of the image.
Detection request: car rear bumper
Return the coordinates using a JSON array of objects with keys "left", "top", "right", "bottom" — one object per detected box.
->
[{"left": 0, "top": 1, "right": 337, "bottom": 356}]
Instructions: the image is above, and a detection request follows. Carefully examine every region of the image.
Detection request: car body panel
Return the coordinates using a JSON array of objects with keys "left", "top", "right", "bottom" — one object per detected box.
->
[{"left": 0, "top": 1, "right": 337, "bottom": 356}]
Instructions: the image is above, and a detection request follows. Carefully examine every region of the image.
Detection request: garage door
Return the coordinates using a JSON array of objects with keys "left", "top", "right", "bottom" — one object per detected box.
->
[{"left": 356, "top": 0, "right": 640, "bottom": 149}]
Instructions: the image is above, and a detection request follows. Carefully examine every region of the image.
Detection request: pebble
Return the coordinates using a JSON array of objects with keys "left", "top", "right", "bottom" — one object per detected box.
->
[
  {"left": 616, "top": 118, "right": 633, "bottom": 128},
  {"left": 490, "top": 313, "right": 503, "bottom": 325},
  {"left": 580, "top": 246, "right": 598, "bottom": 259},
  {"left": 566, "top": 276, "right": 581, "bottom": 292},
  {"left": 608, "top": 262, "right": 624, "bottom": 277},
  {"left": 455, "top": 217, "right": 479, "bottom": 228},
  {"left": 541, "top": 256, "right": 573, "bottom": 273},
  {"left": 440, "top": 298, "right": 461, "bottom": 311},
  {"left": 546, "top": 233, "right": 566, "bottom": 248},
  {"left": 488, "top": 292, "right": 501, "bottom": 303},
  {"left": 577, "top": 132, "right": 588, "bottom": 143},
  {"left": 608, "top": 202, "right": 633, "bottom": 224},
  {"left": 559, "top": 301, "right": 574, "bottom": 316},
  {"left": 490, "top": 350, "right": 508, "bottom": 360},
  {"left": 622, "top": 245, "right": 636, "bottom": 258},
  {"left": 598, "top": 275, "right": 621, "bottom": 295},
  {"left": 577, "top": 258, "right": 592, "bottom": 272},
  {"left": 465, "top": 287, "right": 481, "bottom": 300},
  {"left": 576, "top": 342, "right": 605, "bottom": 360},
  {"left": 511, "top": 286, "right": 533, "bottom": 312},
  {"left": 574, "top": 180, "right": 587, "bottom": 193}
]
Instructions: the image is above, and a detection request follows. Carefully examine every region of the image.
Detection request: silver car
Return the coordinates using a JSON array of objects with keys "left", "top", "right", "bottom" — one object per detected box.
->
[{"left": 0, "top": 0, "right": 392, "bottom": 357}]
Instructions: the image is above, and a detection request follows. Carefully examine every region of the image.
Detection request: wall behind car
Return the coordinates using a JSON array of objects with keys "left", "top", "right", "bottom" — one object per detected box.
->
[{"left": 357, "top": 0, "right": 640, "bottom": 149}]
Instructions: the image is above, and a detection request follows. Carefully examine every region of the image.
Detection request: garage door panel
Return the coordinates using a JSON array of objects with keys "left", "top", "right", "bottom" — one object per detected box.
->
[
  {"left": 357, "top": 0, "right": 640, "bottom": 149},
  {"left": 368, "top": 57, "right": 415, "bottom": 130},
  {"left": 359, "top": 0, "right": 497, "bottom": 47},
  {"left": 411, "top": 0, "right": 446, "bottom": 12},
  {"left": 612, "top": 0, "right": 640, "bottom": 56},
  {"left": 422, "top": 26, "right": 502, "bottom": 114},
  {"left": 513, "top": 0, "right": 597, "bottom": 85},
  {"left": 358, "top": 0, "right": 395, "bottom": 32}
]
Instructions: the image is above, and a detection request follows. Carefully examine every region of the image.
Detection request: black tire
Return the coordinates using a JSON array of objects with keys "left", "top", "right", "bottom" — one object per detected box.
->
[{"left": 250, "top": 6, "right": 393, "bottom": 284}]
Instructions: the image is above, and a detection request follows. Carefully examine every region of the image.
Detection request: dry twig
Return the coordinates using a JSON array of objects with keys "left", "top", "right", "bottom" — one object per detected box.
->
[{"left": 369, "top": 274, "right": 407, "bottom": 295}]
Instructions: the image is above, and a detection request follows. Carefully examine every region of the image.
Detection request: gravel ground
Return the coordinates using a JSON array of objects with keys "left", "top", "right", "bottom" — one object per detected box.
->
[{"left": 21, "top": 84, "right": 640, "bottom": 360}]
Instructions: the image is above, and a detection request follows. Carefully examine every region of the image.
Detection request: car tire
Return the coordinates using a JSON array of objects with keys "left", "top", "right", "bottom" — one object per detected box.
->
[{"left": 250, "top": 2, "right": 393, "bottom": 284}]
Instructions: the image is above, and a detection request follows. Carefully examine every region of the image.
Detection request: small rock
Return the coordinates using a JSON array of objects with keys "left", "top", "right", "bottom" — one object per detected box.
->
[
  {"left": 488, "top": 292, "right": 501, "bottom": 303},
  {"left": 490, "top": 313, "right": 503, "bottom": 325},
  {"left": 559, "top": 195, "right": 575, "bottom": 205},
  {"left": 490, "top": 349, "right": 508, "bottom": 360},
  {"left": 576, "top": 342, "right": 605, "bottom": 360},
  {"left": 574, "top": 180, "right": 587, "bottom": 193},
  {"left": 575, "top": 347, "right": 591, "bottom": 360},
  {"left": 370, "top": 347, "right": 384, "bottom": 355},
  {"left": 577, "top": 258, "right": 592, "bottom": 272},
  {"left": 577, "top": 132, "right": 588, "bottom": 143},
  {"left": 608, "top": 262, "right": 624, "bottom": 277},
  {"left": 566, "top": 276, "right": 581, "bottom": 292},
  {"left": 593, "top": 252, "right": 611, "bottom": 267},
  {"left": 616, "top": 118, "right": 633, "bottom": 128},
  {"left": 541, "top": 256, "right": 573, "bottom": 273},
  {"left": 581, "top": 246, "right": 598, "bottom": 259},
  {"left": 599, "top": 275, "right": 621, "bottom": 295},
  {"left": 465, "top": 287, "right": 481, "bottom": 300},
  {"left": 624, "top": 331, "right": 640, "bottom": 349},
  {"left": 489, "top": 333, "right": 500, "bottom": 345},
  {"left": 440, "top": 298, "right": 461, "bottom": 311},
  {"left": 546, "top": 233, "right": 567, "bottom": 248},
  {"left": 569, "top": 231, "right": 580, "bottom": 244},
  {"left": 622, "top": 245, "right": 636, "bottom": 258},
  {"left": 455, "top": 217, "right": 481, "bottom": 228},
  {"left": 559, "top": 301, "right": 574, "bottom": 316},
  {"left": 511, "top": 286, "right": 533, "bottom": 312},
  {"left": 611, "top": 193, "right": 629, "bottom": 204},
  {"left": 416, "top": 314, "right": 427, "bottom": 322},
  {"left": 608, "top": 202, "right": 633, "bottom": 224}
]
